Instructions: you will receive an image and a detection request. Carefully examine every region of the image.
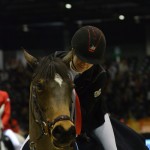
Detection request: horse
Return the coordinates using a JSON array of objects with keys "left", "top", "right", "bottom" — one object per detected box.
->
[{"left": 23, "top": 50, "right": 76, "bottom": 150}]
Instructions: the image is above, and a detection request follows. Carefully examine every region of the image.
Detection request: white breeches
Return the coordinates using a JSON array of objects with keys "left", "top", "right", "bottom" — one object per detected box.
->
[{"left": 92, "top": 113, "right": 117, "bottom": 150}]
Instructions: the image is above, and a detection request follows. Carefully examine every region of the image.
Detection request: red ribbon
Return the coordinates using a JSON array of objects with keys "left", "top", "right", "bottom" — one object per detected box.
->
[{"left": 75, "top": 91, "right": 82, "bottom": 135}]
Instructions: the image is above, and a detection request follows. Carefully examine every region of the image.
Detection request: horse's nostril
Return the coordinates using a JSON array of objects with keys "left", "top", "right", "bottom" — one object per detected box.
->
[
  {"left": 52, "top": 126, "right": 64, "bottom": 139},
  {"left": 52, "top": 125, "right": 76, "bottom": 140},
  {"left": 68, "top": 126, "right": 76, "bottom": 137}
]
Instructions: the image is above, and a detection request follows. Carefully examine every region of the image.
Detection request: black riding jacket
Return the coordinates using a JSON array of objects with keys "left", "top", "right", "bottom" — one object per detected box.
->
[{"left": 53, "top": 51, "right": 109, "bottom": 133}]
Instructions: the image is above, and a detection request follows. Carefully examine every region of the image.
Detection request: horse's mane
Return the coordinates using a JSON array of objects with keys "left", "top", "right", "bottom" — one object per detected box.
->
[{"left": 33, "top": 55, "right": 69, "bottom": 81}]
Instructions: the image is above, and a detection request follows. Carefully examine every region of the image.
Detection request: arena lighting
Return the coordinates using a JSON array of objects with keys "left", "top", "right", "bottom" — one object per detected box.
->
[
  {"left": 65, "top": 3, "right": 72, "bottom": 9},
  {"left": 134, "top": 15, "right": 150, "bottom": 23},
  {"left": 76, "top": 19, "right": 102, "bottom": 25},
  {"left": 119, "top": 15, "right": 125, "bottom": 20},
  {"left": 134, "top": 16, "right": 140, "bottom": 24},
  {"left": 22, "top": 24, "right": 29, "bottom": 32}
]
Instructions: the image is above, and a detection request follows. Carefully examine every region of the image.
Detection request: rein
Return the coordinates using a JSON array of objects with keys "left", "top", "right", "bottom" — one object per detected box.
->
[{"left": 30, "top": 85, "right": 73, "bottom": 150}]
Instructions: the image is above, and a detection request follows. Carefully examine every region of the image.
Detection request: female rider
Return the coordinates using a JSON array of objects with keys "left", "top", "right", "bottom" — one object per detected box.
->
[{"left": 53, "top": 25, "right": 117, "bottom": 150}]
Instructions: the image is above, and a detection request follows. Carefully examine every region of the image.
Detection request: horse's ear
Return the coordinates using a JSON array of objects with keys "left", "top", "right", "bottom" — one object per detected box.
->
[{"left": 22, "top": 48, "right": 38, "bottom": 69}]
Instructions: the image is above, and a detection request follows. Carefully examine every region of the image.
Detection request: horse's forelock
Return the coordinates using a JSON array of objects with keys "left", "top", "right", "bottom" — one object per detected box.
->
[{"left": 33, "top": 56, "right": 69, "bottom": 81}]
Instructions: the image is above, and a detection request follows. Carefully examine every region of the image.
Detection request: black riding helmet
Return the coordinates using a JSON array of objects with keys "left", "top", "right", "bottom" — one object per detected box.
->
[{"left": 71, "top": 26, "right": 106, "bottom": 64}]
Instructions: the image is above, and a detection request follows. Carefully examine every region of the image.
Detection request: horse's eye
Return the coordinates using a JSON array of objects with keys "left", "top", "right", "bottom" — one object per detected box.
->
[{"left": 36, "top": 82, "right": 44, "bottom": 92}]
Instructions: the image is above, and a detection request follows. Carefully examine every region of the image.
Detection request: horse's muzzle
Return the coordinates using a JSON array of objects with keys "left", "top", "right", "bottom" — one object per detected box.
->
[{"left": 51, "top": 123, "right": 76, "bottom": 148}]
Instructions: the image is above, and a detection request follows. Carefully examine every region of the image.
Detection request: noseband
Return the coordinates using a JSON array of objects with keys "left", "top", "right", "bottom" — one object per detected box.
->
[{"left": 31, "top": 85, "right": 73, "bottom": 140}]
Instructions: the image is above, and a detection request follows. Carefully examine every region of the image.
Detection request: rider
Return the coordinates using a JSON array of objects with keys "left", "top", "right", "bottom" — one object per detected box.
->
[
  {"left": 53, "top": 25, "right": 118, "bottom": 150},
  {"left": 0, "top": 90, "right": 23, "bottom": 150}
]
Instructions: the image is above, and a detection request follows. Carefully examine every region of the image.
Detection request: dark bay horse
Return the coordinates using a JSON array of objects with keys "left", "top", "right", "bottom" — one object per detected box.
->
[{"left": 24, "top": 50, "right": 76, "bottom": 150}]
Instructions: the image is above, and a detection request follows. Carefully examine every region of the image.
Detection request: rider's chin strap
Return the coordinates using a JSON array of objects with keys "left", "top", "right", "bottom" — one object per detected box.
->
[{"left": 72, "top": 89, "right": 82, "bottom": 136}]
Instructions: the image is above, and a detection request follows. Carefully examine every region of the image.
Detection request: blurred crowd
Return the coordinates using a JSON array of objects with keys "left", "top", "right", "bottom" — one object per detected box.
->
[
  {"left": 0, "top": 58, "right": 31, "bottom": 137},
  {"left": 104, "top": 56, "right": 150, "bottom": 120},
  {"left": 0, "top": 55, "right": 150, "bottom": 137}
]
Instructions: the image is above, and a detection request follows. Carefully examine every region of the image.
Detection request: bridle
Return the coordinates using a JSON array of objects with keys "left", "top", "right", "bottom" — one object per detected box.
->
[{"left": 30, "top": 84, "right": 73, "bottom": 150}]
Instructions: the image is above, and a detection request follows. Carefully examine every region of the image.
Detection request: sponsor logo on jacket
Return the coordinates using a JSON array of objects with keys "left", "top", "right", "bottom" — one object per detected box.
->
[{"left": 94, "top": 88, "right": 101, "bottom": 98}]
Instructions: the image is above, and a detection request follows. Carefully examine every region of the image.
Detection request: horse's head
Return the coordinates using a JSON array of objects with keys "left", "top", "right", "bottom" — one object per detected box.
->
[{"left": 24, "top": 50, "right": 76, "bottom": 149}]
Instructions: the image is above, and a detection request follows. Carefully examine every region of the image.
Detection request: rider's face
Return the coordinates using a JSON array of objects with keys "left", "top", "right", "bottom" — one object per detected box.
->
[{"left": 72, "top": 55, "right": 93, "bottom": 73}]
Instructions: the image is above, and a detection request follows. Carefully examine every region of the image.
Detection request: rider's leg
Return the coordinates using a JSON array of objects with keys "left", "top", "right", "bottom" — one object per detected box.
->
[
  {"left": 92, "top": 113, "right": 117, "bottom": 150},
  {"left": 3, "top": 129, "right": 22, "bottom": 150}
]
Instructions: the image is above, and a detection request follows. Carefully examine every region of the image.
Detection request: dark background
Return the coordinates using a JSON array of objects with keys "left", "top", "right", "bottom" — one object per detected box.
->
[{"left": 0, "top": 0, "right": 150, "bottom": 55}]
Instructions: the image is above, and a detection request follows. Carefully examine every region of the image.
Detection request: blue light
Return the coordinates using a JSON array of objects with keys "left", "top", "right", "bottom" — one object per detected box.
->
[{"left": 146, "top": 139, "right": 150, "bottom": 150}]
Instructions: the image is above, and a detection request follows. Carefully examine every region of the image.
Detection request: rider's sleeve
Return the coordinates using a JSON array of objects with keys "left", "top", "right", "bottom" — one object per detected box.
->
[{"left": 2, "top": 91, "right": 11, "bottom": 129}]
